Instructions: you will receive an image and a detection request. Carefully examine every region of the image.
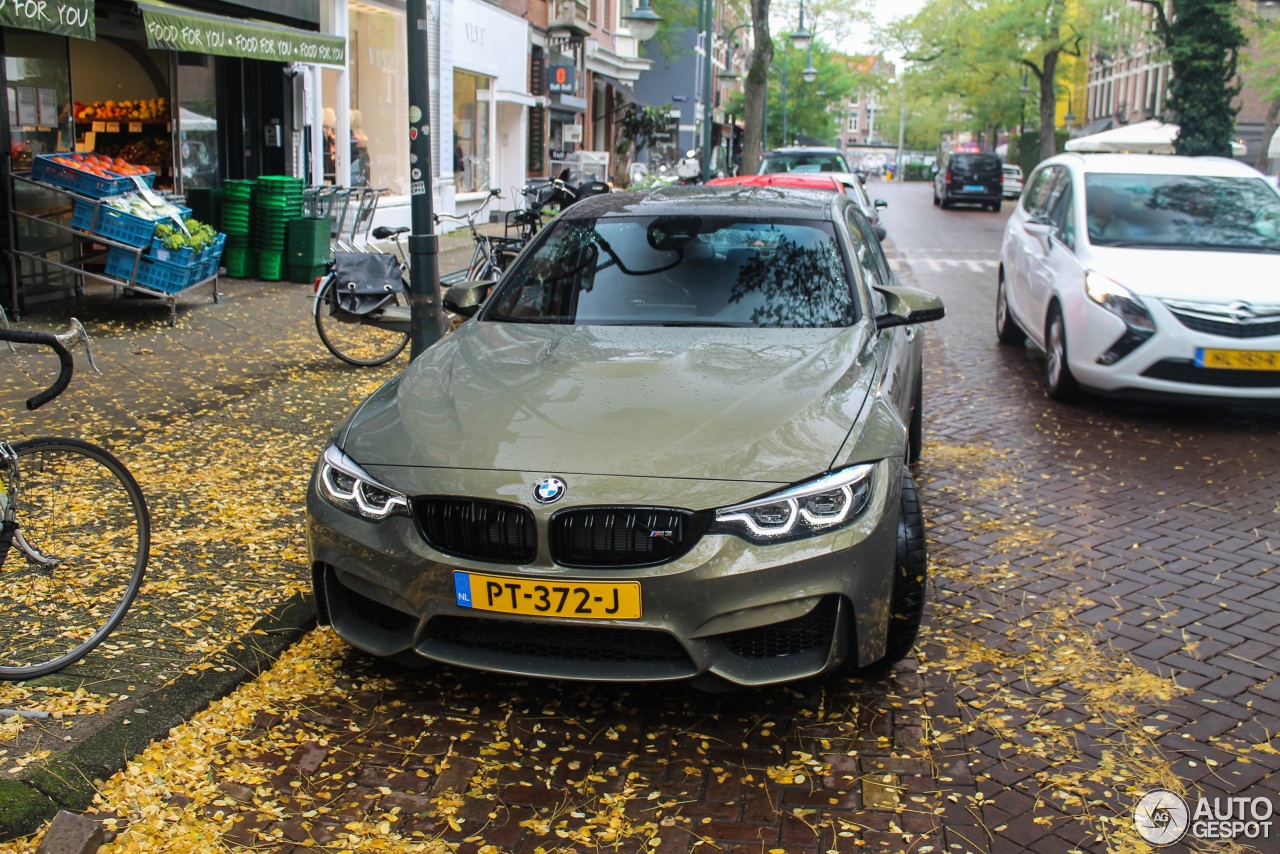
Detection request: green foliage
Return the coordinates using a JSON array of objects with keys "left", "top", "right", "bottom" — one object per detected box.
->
[
  {"left": 1157, "top": 0, "right": 1242, "bottom": 157},
  {"left": 891, "top": 0, "right": 1105, "bottom": 154},
  {"left": 764, "top": 37, "right": 858, "bottom": 147}
]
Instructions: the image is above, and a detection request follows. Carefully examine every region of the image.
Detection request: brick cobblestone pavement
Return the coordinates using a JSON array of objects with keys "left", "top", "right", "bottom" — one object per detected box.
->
[{"left": 1, "top": 188, "right": 1276, "bottom": 853}]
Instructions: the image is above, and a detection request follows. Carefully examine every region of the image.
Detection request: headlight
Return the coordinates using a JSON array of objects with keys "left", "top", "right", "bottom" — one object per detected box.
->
[
  {"left": 1085, "top": 272, "right": 1155, "bottom": 332},
  {"left": 317, "top": 445, "right": 410, "bottom": 520},
  {"left": 711, "top": 464, "right": 875, "bottom": 544}
]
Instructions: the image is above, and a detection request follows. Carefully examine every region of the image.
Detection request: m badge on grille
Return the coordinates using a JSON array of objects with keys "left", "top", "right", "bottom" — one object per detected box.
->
[{"left": 533, "top": 477, "right": 567, "bottom": 505}]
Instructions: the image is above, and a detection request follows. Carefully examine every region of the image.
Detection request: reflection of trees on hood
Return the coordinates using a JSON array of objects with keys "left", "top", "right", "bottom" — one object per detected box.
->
[{"left": 729, "top": 237, "right": 851, "bottom": 327}]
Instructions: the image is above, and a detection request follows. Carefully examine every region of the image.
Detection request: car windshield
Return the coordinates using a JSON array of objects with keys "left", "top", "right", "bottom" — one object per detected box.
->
[
  {"left": 485, "top": 215, "right": 857, "bottom": 328},
  {"left": 1085, "top": 173, "right": 1280, "bottom": 250},
  {"left": 760, "top": 152, "right": 850, "bottom": 174}
]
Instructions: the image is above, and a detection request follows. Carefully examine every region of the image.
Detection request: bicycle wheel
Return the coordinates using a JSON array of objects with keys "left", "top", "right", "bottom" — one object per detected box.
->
[
  {"left": 314, "top": 276, "right": 410, "bottom": 367},
  {"left": 0, "top": 437, "right": 149, "bottom": 679}
]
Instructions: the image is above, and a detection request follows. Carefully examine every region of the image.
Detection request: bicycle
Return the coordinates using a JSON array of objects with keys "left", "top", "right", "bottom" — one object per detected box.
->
[
  {"left": 313, "top": 226, "right": 412, "bottom": 367},
  {"left": 312, "top": 189, "right": 523, "bottom": 367},
  {"left": 0, "top": 320, "right": 150, "bottom": 679}
]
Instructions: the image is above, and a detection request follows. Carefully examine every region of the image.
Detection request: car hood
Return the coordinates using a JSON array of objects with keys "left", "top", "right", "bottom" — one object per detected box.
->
[
  {"left": 1090, "top": 246, "right": 1280, "bottom": 303},
  {"left": 340, "top": 321, "right": 876, "bottom": 483}
]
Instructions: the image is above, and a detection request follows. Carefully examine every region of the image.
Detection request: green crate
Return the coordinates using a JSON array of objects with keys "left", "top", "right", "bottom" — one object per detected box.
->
[
  {"left": 287, "top": 218, "right": 332, "bottom": 265},
  {"left": 290, "top": 263, "right": 328, "bottom": 284}
]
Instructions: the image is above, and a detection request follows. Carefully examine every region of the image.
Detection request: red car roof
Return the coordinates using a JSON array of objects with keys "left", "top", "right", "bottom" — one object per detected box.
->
[{"left": 705, "top": 174, "right": 844, "bottom": 192}]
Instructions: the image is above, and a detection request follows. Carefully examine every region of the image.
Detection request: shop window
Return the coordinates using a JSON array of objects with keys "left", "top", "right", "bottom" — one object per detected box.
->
[
  {"left": 454, "top": 70, "right": 492, "bottom": 194},
  {"left": 7, "top": 31, "right": 74, "bottom": 168},
  {"left": 349, "top": 3, "right": 409, "bottom": 195}
]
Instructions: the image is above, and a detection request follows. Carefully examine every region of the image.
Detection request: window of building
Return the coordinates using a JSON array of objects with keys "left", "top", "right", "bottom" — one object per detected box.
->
[
  {"left": 454, "top": 69, "right": 492, "bottom": 194},
  {"left": 349, "top": 3, "right": 409, "bottom": 195},
  {"left": 847, "top": 114, "right": 859, "bottom": 132}
]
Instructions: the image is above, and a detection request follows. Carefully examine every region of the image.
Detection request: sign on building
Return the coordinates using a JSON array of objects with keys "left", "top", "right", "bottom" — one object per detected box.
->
[{"left": 547, "top": 65, "right": 576, "bottom": 94}]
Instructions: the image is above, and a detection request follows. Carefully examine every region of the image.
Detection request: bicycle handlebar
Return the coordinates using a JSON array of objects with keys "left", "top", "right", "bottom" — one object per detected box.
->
[{"left": 0, "top": 329, "right": 73, "bottom": 411}]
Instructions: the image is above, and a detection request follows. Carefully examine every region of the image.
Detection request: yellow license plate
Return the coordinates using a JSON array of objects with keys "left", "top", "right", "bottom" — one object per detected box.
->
[
  {"left": 453, "top": 572, "right": 641, "bottom": 619},
  {"left": 1195, "top": 348, "right": 1280, "bottom": 371}
]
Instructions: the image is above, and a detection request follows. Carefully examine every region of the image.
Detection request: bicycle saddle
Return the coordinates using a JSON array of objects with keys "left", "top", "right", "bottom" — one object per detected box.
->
[{"left": 372, "top": 226, "right": 411, "bottom": 240}]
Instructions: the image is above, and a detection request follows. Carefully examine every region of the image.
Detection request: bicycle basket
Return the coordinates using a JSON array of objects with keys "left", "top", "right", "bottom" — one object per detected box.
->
[{"left": 332, "top": 252, "right": 405, "bottom": 315}]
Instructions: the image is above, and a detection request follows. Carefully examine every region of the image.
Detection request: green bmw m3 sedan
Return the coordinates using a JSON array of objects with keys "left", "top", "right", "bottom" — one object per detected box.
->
[{"left": 307, "top": 186, "right": 944, "bottom": 689}]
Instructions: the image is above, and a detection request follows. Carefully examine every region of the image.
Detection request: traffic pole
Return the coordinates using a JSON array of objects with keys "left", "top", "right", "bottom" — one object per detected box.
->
[{"left": 407, "top": 0, "right": 443, "bottom": 359}]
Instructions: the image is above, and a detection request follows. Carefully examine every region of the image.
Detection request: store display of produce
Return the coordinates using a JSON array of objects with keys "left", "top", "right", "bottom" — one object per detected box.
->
[
  {"left": 32, "top": 152, "right": 155, "bottom": 198},
  {"left": 99, "top": 138, "right": 172, "bottom": 169},
  {"left": 75, "top": 98, "right": 168, "bottom": 123}
]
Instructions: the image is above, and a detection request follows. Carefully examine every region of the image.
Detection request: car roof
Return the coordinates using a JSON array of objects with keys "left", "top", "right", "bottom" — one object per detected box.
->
[
  {"left": 1049, "top": 152, "right": 1267, "bottom": 179},
  {"left": 706, "top": 173, "right": 843, "bottom": 192},
  {"left": 559, "top": 185, "right": 838, "bottom": 221},
  {"left": 762, "top": 146, "right": 843, "bottom": 155}
]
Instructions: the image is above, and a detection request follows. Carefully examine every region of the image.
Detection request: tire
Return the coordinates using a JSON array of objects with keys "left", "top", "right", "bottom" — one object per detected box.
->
[
  {"left": 0, "top": 438, "right": 150, "bottom": 679},
  {"left": 1044, "top": 305, "right": 1081, "bottom": 401},
  {"left": 932, "top": 188, "right": 940, "bottom": 206},
  {"left": 907, "top": 375, "right": 923, "bottom": 468},
  {"left": 314, "top": 276, "right": 410, "bottom": 367},
  {"left": 883, "top": 466, "right": 927, "bottom": 665},
  {"left": 995, "top": 274, "right": 1026, "bottom": 346},
  {"left": 940, "top": 195, "right": 952, "bottom": 210},
  {"left": 991, "top": 200, "right": 1003, "bottom": 213}
]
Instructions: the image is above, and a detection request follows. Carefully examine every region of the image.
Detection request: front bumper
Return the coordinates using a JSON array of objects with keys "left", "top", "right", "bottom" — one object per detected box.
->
[
  {"left": 306, "top": 459, "right": 902, "bottom": 687},
  {"left": 1062, "top": 296, "right": 1280, "bottom": 401}
]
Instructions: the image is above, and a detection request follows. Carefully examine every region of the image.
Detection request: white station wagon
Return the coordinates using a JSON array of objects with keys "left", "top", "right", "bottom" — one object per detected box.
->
[{"left": 997, "top": 153, "right": 1280, "bottom": 402}]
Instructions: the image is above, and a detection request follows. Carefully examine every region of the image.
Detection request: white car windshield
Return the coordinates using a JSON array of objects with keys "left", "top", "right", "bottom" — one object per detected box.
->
[
  {"left": 1085, "top": 173, "right": 1280, "bottom": 250},
  {"left": 486, "top": 216, "right": 858, "bottom": 328}
]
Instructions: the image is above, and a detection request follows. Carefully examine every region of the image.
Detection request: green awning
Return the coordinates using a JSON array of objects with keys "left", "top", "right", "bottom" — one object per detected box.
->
[
  {"left": 136, "top": 1, "right": 345, "bottom": 66},
  {"left": 1, "top": 0, "right": 95, "bottom": 40}
]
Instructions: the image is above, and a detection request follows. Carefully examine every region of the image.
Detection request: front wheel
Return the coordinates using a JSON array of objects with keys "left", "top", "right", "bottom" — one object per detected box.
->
[
  {"left": 1044, "top": 306, "right": 1080, "bottom": 401},
  {"left": 0, "top": 438, "right": 150, "bottom": 679},
  {"left": 314, "top": 276, "right": 410, "bottom": 367},
  {"left": 882, "top": 466, "right": 927, "bottom": 665}
]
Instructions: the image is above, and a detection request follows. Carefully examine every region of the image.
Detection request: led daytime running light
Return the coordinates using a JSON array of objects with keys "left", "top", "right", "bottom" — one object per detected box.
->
[
  {"left": 715, "top": 464, "right": 875, "bottom": 541},
  {"left": 320, "top": 445, "right": 409, "bottom": 520}
]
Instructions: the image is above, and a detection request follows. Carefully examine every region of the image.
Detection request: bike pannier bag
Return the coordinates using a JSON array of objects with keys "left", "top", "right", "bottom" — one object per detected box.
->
[{"left": 331, "top": 252, "right": 405, "bottom": 315}]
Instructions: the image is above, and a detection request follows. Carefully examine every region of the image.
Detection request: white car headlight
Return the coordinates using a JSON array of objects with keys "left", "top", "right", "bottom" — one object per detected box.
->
[
  {"left": 711, "top": 464, "right": 875, "bottom": 543},
  {"left": 1085, "top": 271, "right": 1156, "bottom": 333},
  {"left": 318, "top": 444, "right": 410, "bottom": 520}
]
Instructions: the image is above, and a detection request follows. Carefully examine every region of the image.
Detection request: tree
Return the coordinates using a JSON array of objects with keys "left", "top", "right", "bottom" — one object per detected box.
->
[
  {"left": 740, "top": 0, "right": 774, "bottom": 175},
  {"left": 892, "top": 0, "right": 1101, "bottom": 163},
  {"left": 1135, "top": 0, "right": 1246, "bottom": 157},
  {"left": 1240, "top": 5, "right": 1280, "bottom": 172},
  {"left": 764, "top": 37, "right": 861, "bottom": 146}
]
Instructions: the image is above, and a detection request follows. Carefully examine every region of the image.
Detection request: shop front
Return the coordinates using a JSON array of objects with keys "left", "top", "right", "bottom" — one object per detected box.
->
[
  {"left": 448, "top": 0, "right": 532, "bottom": 220},
  {"left": 1, "top": 0, "right": 344, "bottom": 313}
]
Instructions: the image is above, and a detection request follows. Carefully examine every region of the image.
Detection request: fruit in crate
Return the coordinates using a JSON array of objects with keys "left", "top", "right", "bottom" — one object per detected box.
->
[{"left": 51, "top": 152, "right": 153, "bottom": 177}]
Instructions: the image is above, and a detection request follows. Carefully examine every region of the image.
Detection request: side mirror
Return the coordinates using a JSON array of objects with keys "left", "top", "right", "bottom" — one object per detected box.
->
[
  {"left": 873, "top": 285, "right": 945, "bottom": 329},
  {"left": 1023, "top": 215, "right": 1055, "bottom": 252},
  {"left": 874, "top": 199, "right": 888, "bottom": 210},
  {"left": 443, "top": 280, "right": 496, "bottom": 317}
]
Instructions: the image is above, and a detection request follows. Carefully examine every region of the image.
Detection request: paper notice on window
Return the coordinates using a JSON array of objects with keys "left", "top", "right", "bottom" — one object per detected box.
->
[
  {"left": 16, "top": 87, "right": 37, "bottom": 127},
  {"left": 37, "top": 89, "right": 58, "bottom": 128}
]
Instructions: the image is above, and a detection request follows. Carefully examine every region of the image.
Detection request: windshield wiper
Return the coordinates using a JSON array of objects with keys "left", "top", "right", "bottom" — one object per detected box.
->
[{"left": 655, "top": 320, "right": 745, "bottom": 327}]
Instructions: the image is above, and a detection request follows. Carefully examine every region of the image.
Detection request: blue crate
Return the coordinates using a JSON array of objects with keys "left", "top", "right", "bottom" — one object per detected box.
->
[
  {"left": 105, "top": 248, "right": 197, "bottom": 294},
  {"left": 32, "top": 154, "right": 155, "bottom": 199},
  {"left": 72, "top": 199, "right": 191, "bottom": 248}
]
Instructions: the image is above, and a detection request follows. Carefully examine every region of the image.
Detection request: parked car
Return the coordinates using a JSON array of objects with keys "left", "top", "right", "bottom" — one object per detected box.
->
[
  {"left": 706, "top": 171, "right": 889, "bottom": 235},
  {"left": 997, "top": 152, "right": 1280, "bottom": 402},
  {"left": 758, "top": 146, "right": 851, "bottom": 175},
  {"left": 1002, "top": 164, "right": 1024, "bottom": 199},
  {"left": 933, "top": 151, "right": 1004, "bottom": 211},
  {"left": 308, "top": 186, "right": 945, "bottom": 689}
]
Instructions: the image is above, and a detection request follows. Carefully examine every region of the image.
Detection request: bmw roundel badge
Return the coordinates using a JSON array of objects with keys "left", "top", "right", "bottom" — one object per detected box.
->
[{"left": 533, "top": 477, "right": 567, "bottom": 505}]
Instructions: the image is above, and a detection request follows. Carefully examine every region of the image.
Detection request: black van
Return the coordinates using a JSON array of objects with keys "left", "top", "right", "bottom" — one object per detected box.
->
[{"left": 933, "top": 152, "right": 1004, "bottom": 211}]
